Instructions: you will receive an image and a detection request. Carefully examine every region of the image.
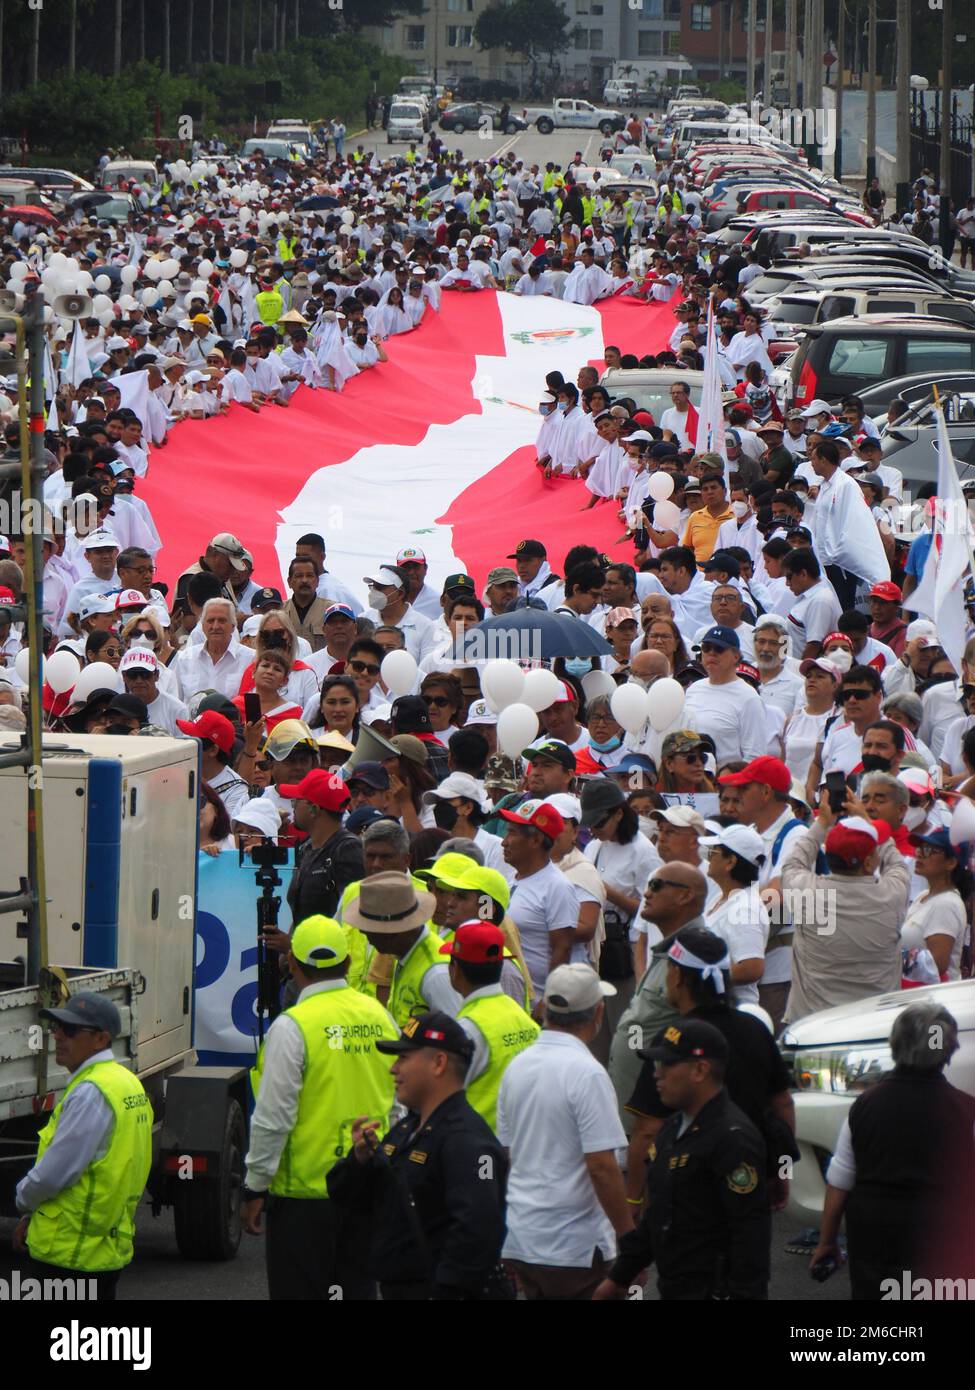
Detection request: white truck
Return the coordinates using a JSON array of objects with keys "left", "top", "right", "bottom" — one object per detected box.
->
[
  {"left": 0, "top": 734, "right": 250, "bottom": 1261},
  {"left": 522, "top": 98, "right": 625, "bottom": 136}
]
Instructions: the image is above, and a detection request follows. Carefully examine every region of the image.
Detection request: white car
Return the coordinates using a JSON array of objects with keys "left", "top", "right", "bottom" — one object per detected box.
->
[
  {"left": 387, "top": 101, "right": 426, "bottom": 144},
  {"left": 522, "top": 98, "right": 624, "bottom": 136},
  {"left": 779, "top": 979, "right": 975, "bottom": 1227}
]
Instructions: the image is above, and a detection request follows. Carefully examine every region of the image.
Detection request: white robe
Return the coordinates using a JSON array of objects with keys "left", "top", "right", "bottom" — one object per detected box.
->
[{"left": 562, "top": 263, "right": 614, "bottom": 306}]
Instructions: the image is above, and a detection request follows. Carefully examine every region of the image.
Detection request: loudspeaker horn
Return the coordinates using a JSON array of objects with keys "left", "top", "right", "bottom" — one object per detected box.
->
[
  {"left": 345, "top": 721, "right": 400, "bottom": 770},
  {"left": 53, "top": 292, "right": 93, "bottom": 320}
]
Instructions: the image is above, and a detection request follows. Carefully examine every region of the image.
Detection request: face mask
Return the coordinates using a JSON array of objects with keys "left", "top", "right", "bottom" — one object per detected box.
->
[
  {"left": 860, "top": 754, "right": 892, "bottom": 774},
  {"left": 904, "top": 806, "right": 927, "bottom": 831},
  {"left": 262, "top": 631, "right": 288, "bottom": 649},
  {"left": 557, "top": 401, "right": 568, "bottom": 413},
  {"left": 826, "top": 648, "right": 853, "bottom": 674},
  {"left": 590, "top": 733, "right": 623, "bottom": 753},
  {"left": 538, "top": 404, "right": 553, "bottom": 416},
  {"left": 355, "top": 336, "right": 368, "bottom": 347},
  {"left": 731, "top": 500, "right": 749, "bottom": 519},
  {"left": 639, "top": 814, "right": 657, "bottom": 841},
  {"left": 564, "top": 657, "right": 592, "bottom": 677},
  {"left": 367, "top": 587, "right": 389, "bottom": 612},
  {"left": 432, "top": 801, "right": 459, "bottom": 831},
  {"left": 128, "top": 635, "right": 154, "bottom": 650}
]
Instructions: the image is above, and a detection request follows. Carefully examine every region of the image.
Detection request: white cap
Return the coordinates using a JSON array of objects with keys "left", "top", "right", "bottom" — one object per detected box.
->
[
  {"left": 395, "top": 546, "right": 426, "bottom": 565},
  {"left": 541, "top": 793, "right": 582, "bottom": 822},
  {"left": 115, "top": 588, "right": 148, "bottom": 609},
  {"left": 106, "top": 335, "right": 130, "bottom": 352},
  {"left": 800, "top": 398, "right": 833, "bottom": 419},
  {"left": 543, "top": 963, "right": 616, "bottom": 1012},
  {"left": 363, "top": 566, "right": 403, "bottom": 589},
  {"left": 464, "top": 698, "right": 497, "bottom": 726},
  {"left": 78, "top": 593, "right": 116, "bottom": 621},
  {"left": 119, "top": 648, "right": 158, "bottom": 674},
  {"left": 898, "top": 767, "right": 935, "bottom": 795},
  {"left": 241, "top": 614, "right": 263, "bottom": 638},
  {"left": 81, "top": 529, "right": 119, "bottom": 550},
  {"left": 699, "top": 822, "right": 767, "bottom": 867},
  {"left": 231, "top": 797, "right": 282, "bottom": 838},
  {"left": 906, "top": 618, "right": 938, "bottom": 648},
  {"left": 421, "top": 772, "right": 490, "bottom": 811},
  {"left": 650, "top": 804, "right": 706, "bottom": 832}
]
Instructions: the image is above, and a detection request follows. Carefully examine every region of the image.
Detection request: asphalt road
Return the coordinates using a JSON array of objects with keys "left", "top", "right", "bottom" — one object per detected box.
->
[
  {"left": 0, "top": 1206, "right": 849, "bottom": 1301},
  {"left": 353, "top": 116, "right": 632, "bottom": 178}
]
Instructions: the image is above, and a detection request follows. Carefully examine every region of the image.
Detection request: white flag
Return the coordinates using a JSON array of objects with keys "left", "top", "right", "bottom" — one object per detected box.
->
[
  {"left": 64, "top": 321, "right": 92, "bottom": 390},
  {"left": 906, "top": 398, "right": 973, "bottom": 671},
  {"left": 694, "top": 303, "right": 726, "bottom": 474}
]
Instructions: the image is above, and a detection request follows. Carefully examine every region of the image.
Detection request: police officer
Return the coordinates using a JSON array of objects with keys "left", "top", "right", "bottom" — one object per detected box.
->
[
  {"left": 593, "top": 1019, "right": 771, "bottom": 1300},
  {"left": 327, "top": 1011, "right": 508, "bottom": 1300},
  {"left": 13, "top": 992, "right": 152, "bottom": 1302},
  {"left": 441, "top": 920, "right": 539, "bottom": 1133},
  {"left": 242, "top": 915, "right": 399, "bottom": 1300}
]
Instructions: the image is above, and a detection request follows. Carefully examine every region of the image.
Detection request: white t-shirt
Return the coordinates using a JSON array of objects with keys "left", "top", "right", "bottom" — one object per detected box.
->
[
  {"left": 900, "top": 889, "right": 968, "bottom": 981},
  {"left": 683, "top": 678, "right": 768, "bottom": 765},
  {"left": 783, "top": 706, "right": 835, "bottom": 783},
  {"left": 759, "top": 666, "right": 804, "bottom": 718},
  {"left": 940, "top": 714, "right": 975, "bottom": 776},
  {"left": 508, "top": 861, "right": 581, "bottom": 1000},
  {"left": 818, "top": 718, "right": 862, "bottom": 782},
  {"left": 705, "top": 884, "right": 770, "bottom": 1005},
  {"left": 787, "top": 580, "right": 841, "bottom": 659},
  {"left": 584, "top": 835, "right": 661, "bottom": 929},
  {"left": 498, "top": 1030, "right": 627, "bottom": 1267}
]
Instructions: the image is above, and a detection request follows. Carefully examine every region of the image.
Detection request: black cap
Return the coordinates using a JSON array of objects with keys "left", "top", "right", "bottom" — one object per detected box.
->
[
  {"left": 579, "top": 777, "right": 626, "bottom": 827},
  {"left": 40, "top": 990, "right": 121, "bottom": 1038},
  {"left": 649, "top": 441, "right": 680, "bottom": 460},
  {"left": 390, "top": 695, "right": 433, "bottom": 735},
  {"left": 63, "top": 687, "right": 116, "bottom": 731},
  {"left": 522, "top": 738, "right": 575, "bottom": 770},
  {"left": 639, "top": 1018, "right": 730, "bottom": 1065},
  {"left": 376, "top": 1010, "right": 475, "bottom": 1061},
  {"left": 251, "top": 586, "right": 284, "bottom": 610},
  {"left": 507, "top": 539, "right": 546, "bottom": 560},
  {"left": 703, "top": 549, "right": 741, "bottom": 577},
  {"left": 442, "top": 572, "right": 475, "bottom": 595},
  {"left": 106, "top": 693, "right": 148, "bottom": 725}
]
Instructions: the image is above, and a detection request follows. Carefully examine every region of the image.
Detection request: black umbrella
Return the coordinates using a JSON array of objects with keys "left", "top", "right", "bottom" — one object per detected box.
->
[
  {"left": 450, "top": 609, "right": 612, "bottom": 662},
  {"left": 298, "top": 195, "right": 338, "bottom": 210}
]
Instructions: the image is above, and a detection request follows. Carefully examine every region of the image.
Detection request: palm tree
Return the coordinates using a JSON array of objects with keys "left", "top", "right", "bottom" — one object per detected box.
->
[{"left": 114, "top": 0, "right": 122, "bottom": 77}]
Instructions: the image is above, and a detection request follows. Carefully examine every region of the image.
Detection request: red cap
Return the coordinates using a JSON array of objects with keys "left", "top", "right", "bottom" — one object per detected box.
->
[
  {"left": 176, "top": 711, "right": 235, "bottom": 754},
  {"left": 499, "top": 801, "right": 565, "bottom": 839},
  {"left": 0, "top": 585, "right": 15, "bottom": 604},
  {"left": 439, "top": 920, "right": 508, "bottom": 964},
  {"left": 869, "top": 581, "right": 902, "bottom": 603},
  {"left": 824, "top": 817, "right": 879, "bottom": 864},
  {"left": 718, "top": 755, "right": 791, "bottom": 794},
  {"left": 278, "top": 768, "right": 350, "bottom": 812}
]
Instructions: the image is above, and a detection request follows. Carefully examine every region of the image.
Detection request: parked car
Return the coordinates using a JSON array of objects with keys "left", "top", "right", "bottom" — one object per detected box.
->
[
  {"left": 787, "top": 314, "right": 975, "bottom": 408},
  {"left": 239, "top": 138, "right": 301, "bottom": 161},
  {"left": 522, "top": 99, "right": 624, "bottom": 136},
  {"left": 878, "top": 389, "right": 975, "bottom": 487},
  {"left": 603, "top": 79, "right": 638, "bottom": 106},
  {"left": 66, "top": 191, "right": 137, "bottom": 223},
  {"left": 599, "top": 367, "right": 705, "bottom": 419},
  {"left": 0, "top": 166, "right": 94, "bottom": 195},
  {"left": 605, "top": 152, "right": 657, "bottom": 177},
  {"left": 387, "top": 101, "right": 427, "bottom": 144},
  {"left": 98, "top": 159, "right": 160, "bottom": 190},
  {"left": 779, "top": 979, "right": 975, "bottom": 1227},
  {"left": 438, "top": 103, "right": 525, "bottom": 134}
]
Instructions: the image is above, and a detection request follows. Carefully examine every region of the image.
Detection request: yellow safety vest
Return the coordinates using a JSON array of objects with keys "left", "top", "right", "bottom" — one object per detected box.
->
[
  {"left": 389, "top": 926, "right": 446, "bottom": 1027},
  {"left": 543, "top": 171, "right": 559, "bottom": 192},
  {"left": 276, "top": 236, "right": 298, "bottom": 262},
  {"left": 581, "top": 195, "right": 595, "bottom": 226},
  {"left": 405, "top": 150, "right": 417, "bottom": 165},
  {"left": 457, "top": 990, "right": 539, "bottom": 1133},
  {"left": 250, "top": 984, "right": 397, "bottom": 1199},
  {"left": 28, "top": 1059, "right": 152, "bottom": 1272},
  {"left": 254, "top": 289, "right": 283, "bottom": 326},
  {"left": 468, "top": 196, "right": 491, "bottom": 227}
]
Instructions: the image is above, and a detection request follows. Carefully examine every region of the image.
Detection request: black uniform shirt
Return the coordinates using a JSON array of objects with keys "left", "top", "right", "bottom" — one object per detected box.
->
[{"left": 286, "top": 826, "right": 363, "bottom": 925}]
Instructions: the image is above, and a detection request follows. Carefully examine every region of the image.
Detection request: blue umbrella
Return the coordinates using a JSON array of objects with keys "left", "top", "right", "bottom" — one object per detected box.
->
[{"left": 450, "top": 608, "right": 612, "bottom": 662}]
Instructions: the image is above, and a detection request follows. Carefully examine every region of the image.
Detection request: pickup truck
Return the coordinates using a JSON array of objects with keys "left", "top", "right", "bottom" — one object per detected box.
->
[{"left": 522, "top": 99, "right": 624, "bottom": 136}]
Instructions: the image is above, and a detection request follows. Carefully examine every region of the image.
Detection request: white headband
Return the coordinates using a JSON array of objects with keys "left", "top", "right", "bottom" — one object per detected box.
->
[{"left": 667, "top": 938, "right": 731, "bottom": 995}]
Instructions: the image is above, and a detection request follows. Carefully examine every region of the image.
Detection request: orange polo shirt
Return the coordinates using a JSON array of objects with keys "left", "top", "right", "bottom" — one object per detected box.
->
[{"left": 682, "top": 505, "right": 734, "bottom": 565}]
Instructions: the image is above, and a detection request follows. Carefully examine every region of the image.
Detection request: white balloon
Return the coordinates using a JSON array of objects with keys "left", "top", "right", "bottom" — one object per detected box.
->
[
  {"left": 521, "top": 667, "right": 562, "bottom": 713},
  {"left": 75, "top": 270, "right": 94, "bottom": 289},
  {"left": 119, "top": 264, "right": 138, "bottom": 285},
  {"left": 94, "top": 274, "right": 112, "bottom": 292},
  {"left": 646, "top": 676, "right": 685, "bottom": 733},
  {"left": 8, "top": 261, "right": 28, "bottom": 280},
  {"left": 45, "top": 650, "right": 81, "bottom": 695},
  {"left": 496, "top": 703, "right": 539, "bottom": 758},
  {"left": 611, "top": 682, "right": 650, "bottom": 735},
  {"left": 156, "top": 279, "right": 173, "bottom": 297},
  {"left": 647, "top": 471, "right": 675, "bottom": 502},
  {"left": 380, "top": 649, "right": 418, "bottom": 698},
  {"left": 14, "top": 647, "right": 31, "bottom": 682},
  {"left": 71, "top": 662, "right": 121, "bottom": 701},
  {"left": 950, "top": 797, "right": 975, "bottom": 847},
  {"left": 161, "top": 258, "right": 179, "bottom": 279},
  {"left": 140, "top": 287, "right": 159, "bottom": 307},
  {"left": 230, "top": 248, "right": 248, "bottom": 267},
  {"left": 144, "top": 260, "right": 163, "bottom": 281},
  {"left": 481, "top": 659, "right": 525, "bottom": 713},
  {"left": 653, "top": 499, "right": 681, "bottom": 530},
  {"left": 97, "top": 311, "right": 115, "bottom": 327},
  {"left": 341, "top": 209, "right": 356, "bottom": 226},
  {"left": 91, "top": 293, "right": 113, "bottom": 314},
  {"left": 49, "top": 252, "right": 67, "bottom": 270},
  {"left": 197, "top": 259, "right": 214, "bottom": 277},
  {"left": 118, "top": 294, "right": 138, "bottom": 312},
  {"left": 582, "top": 669, "right": 617, "bottom": 703}
]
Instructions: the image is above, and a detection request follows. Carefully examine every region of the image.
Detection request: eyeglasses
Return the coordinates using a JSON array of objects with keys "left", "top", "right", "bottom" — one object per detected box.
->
[
  {"left": 423, "top": 694, "right": 452, "bottom": 708},
  {"left": 587, "top": 710, "right": 616, "bottom": 724},
  {"left": 101, "top": 646, "right": 124, "bottom": 658},
  {"left": 676, "top": 750, "right": 704, "bottom": 763},
  {"left": 840, "top": 688, "right": 874, "bottom": 702},
  {"left": 349, "top": 659, "right": 381, "bottom": 676},
  {"left": 121, "top": 564, "right": 154, "bottom": 576},
  {"left": 647, "top": 877, "right": 686, "bottom": 893}
]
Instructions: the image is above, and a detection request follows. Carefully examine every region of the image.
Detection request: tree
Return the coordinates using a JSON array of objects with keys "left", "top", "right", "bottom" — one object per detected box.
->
[{"left": 474, "top": 0, "right": 570, "bottom": 87}]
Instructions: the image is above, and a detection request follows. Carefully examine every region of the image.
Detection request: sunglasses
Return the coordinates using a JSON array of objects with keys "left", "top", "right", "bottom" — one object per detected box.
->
[
  {"left": 676, "top": 750, "right": 704, "bottom": 763},
  {"left": 840, "top": 688, "right": 874, "bottom": 702},
  {"left": 123, "top": 670, "right": 154, "bottom": 682},
  {"left": 423, "top": 694, "right": 452, "bottom": 708},
  {"left": 102, "top": 646, "right": 124, "bottom": 658},
  {"left": 349, "top": 659, "right": 381, "bottom": 676},
  {"left": 647, "top": 877, "right": 686, "bottom": 893},
  {"left": 50, "top": 1021, "right": 99, "bottom": 1038},
  {"left": 700, "top": 643, "right": 727, "bottom": 655}
]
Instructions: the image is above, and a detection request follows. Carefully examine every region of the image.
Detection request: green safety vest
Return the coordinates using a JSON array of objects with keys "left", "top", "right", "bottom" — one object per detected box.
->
[
  {"left": 581, "top": 195, "right": 595, "bottom": 226},
  {"left": 389, "top": 925, "right": 445, "bottom": 1028},
  {"left": 458, "top": 991, "right": 539, "bottom": 1133},
  {"left": 276, "top": 236, "right": 298, "bottom": 262},
  {"left": 468, "top": 196, "right": 491, "bottom": 227},
  {"left": 338, "top": 874, "right": 430, "bottom": 997},
  {"left": 542, "top": 171, "right": 559, "bottom": 192},
  {"left": 405, "top": 150, "right": 418, "bottom": 165},
  {"left": 250, "top": 985, "right": 397, "bottom": 1199},
  {"left": 28, "top": 1059, "right": 152, "bottom": 1273},
  {"left": 254, "top": 289, "right": 283, "bottom": 326}
]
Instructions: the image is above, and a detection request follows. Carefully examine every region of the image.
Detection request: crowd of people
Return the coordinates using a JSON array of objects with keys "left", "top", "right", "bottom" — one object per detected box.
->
[{"left": 7, "top": 128, "right": 975, "bottom": 1306}]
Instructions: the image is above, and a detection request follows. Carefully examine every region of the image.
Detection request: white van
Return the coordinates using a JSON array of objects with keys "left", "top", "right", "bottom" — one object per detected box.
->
[
  {"left": 388, "top": 101, "right": 426, "bottom": 144},
  {"left": 603, "top": 79, "right": 638, "bottom": 107}
]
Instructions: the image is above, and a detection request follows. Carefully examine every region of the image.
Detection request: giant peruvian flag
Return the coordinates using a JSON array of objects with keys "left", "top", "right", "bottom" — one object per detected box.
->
[{"left": 140, "top": 291, "right": 678, "bottom": 603}]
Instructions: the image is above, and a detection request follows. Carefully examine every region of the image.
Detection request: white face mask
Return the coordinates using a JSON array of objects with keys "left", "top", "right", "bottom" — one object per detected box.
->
[
  {"left": 128, "top": 635, "right": 154, "bottom": 650},
  {"left": 827, "top": 648, "right": 853, "bottom": 674},
  {"left": 904, "top": 806, "right": 927, "bottom": 831},
  {"left": 731, "top": 500, "right": 749, "bottom": 519},
  {"left": 367, "top": 587, "right": 389, "bottom": 612},
  {"left": 639, "top": 814, "right": 658, "bottom": 842}
]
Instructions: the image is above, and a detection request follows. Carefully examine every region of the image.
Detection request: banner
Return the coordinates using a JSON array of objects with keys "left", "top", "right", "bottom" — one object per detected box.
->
[{"left": 194, "top": 849, "right": 294, "bottom": 1067}]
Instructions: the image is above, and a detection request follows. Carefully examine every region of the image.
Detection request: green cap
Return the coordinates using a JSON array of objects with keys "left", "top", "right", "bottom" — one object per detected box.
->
[{"left": 290, "top": 915, "right": 348, "bottom": 967}]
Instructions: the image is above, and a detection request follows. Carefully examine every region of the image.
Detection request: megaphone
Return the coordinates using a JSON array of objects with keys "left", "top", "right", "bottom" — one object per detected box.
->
[
  {"left": 0, "top": 289, "right": 22, "bottom": 313},
  {"left": 53, "top": 293, "right": 93, "bottom": 320},
  {"left": 345, "top": 722, "right": 400, "bottom": 771}
]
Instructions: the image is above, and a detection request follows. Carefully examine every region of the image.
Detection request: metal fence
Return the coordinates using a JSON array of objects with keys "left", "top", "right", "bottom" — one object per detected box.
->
[{"left": 910, "top": 92, "right": 973, "bottom": 203}]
